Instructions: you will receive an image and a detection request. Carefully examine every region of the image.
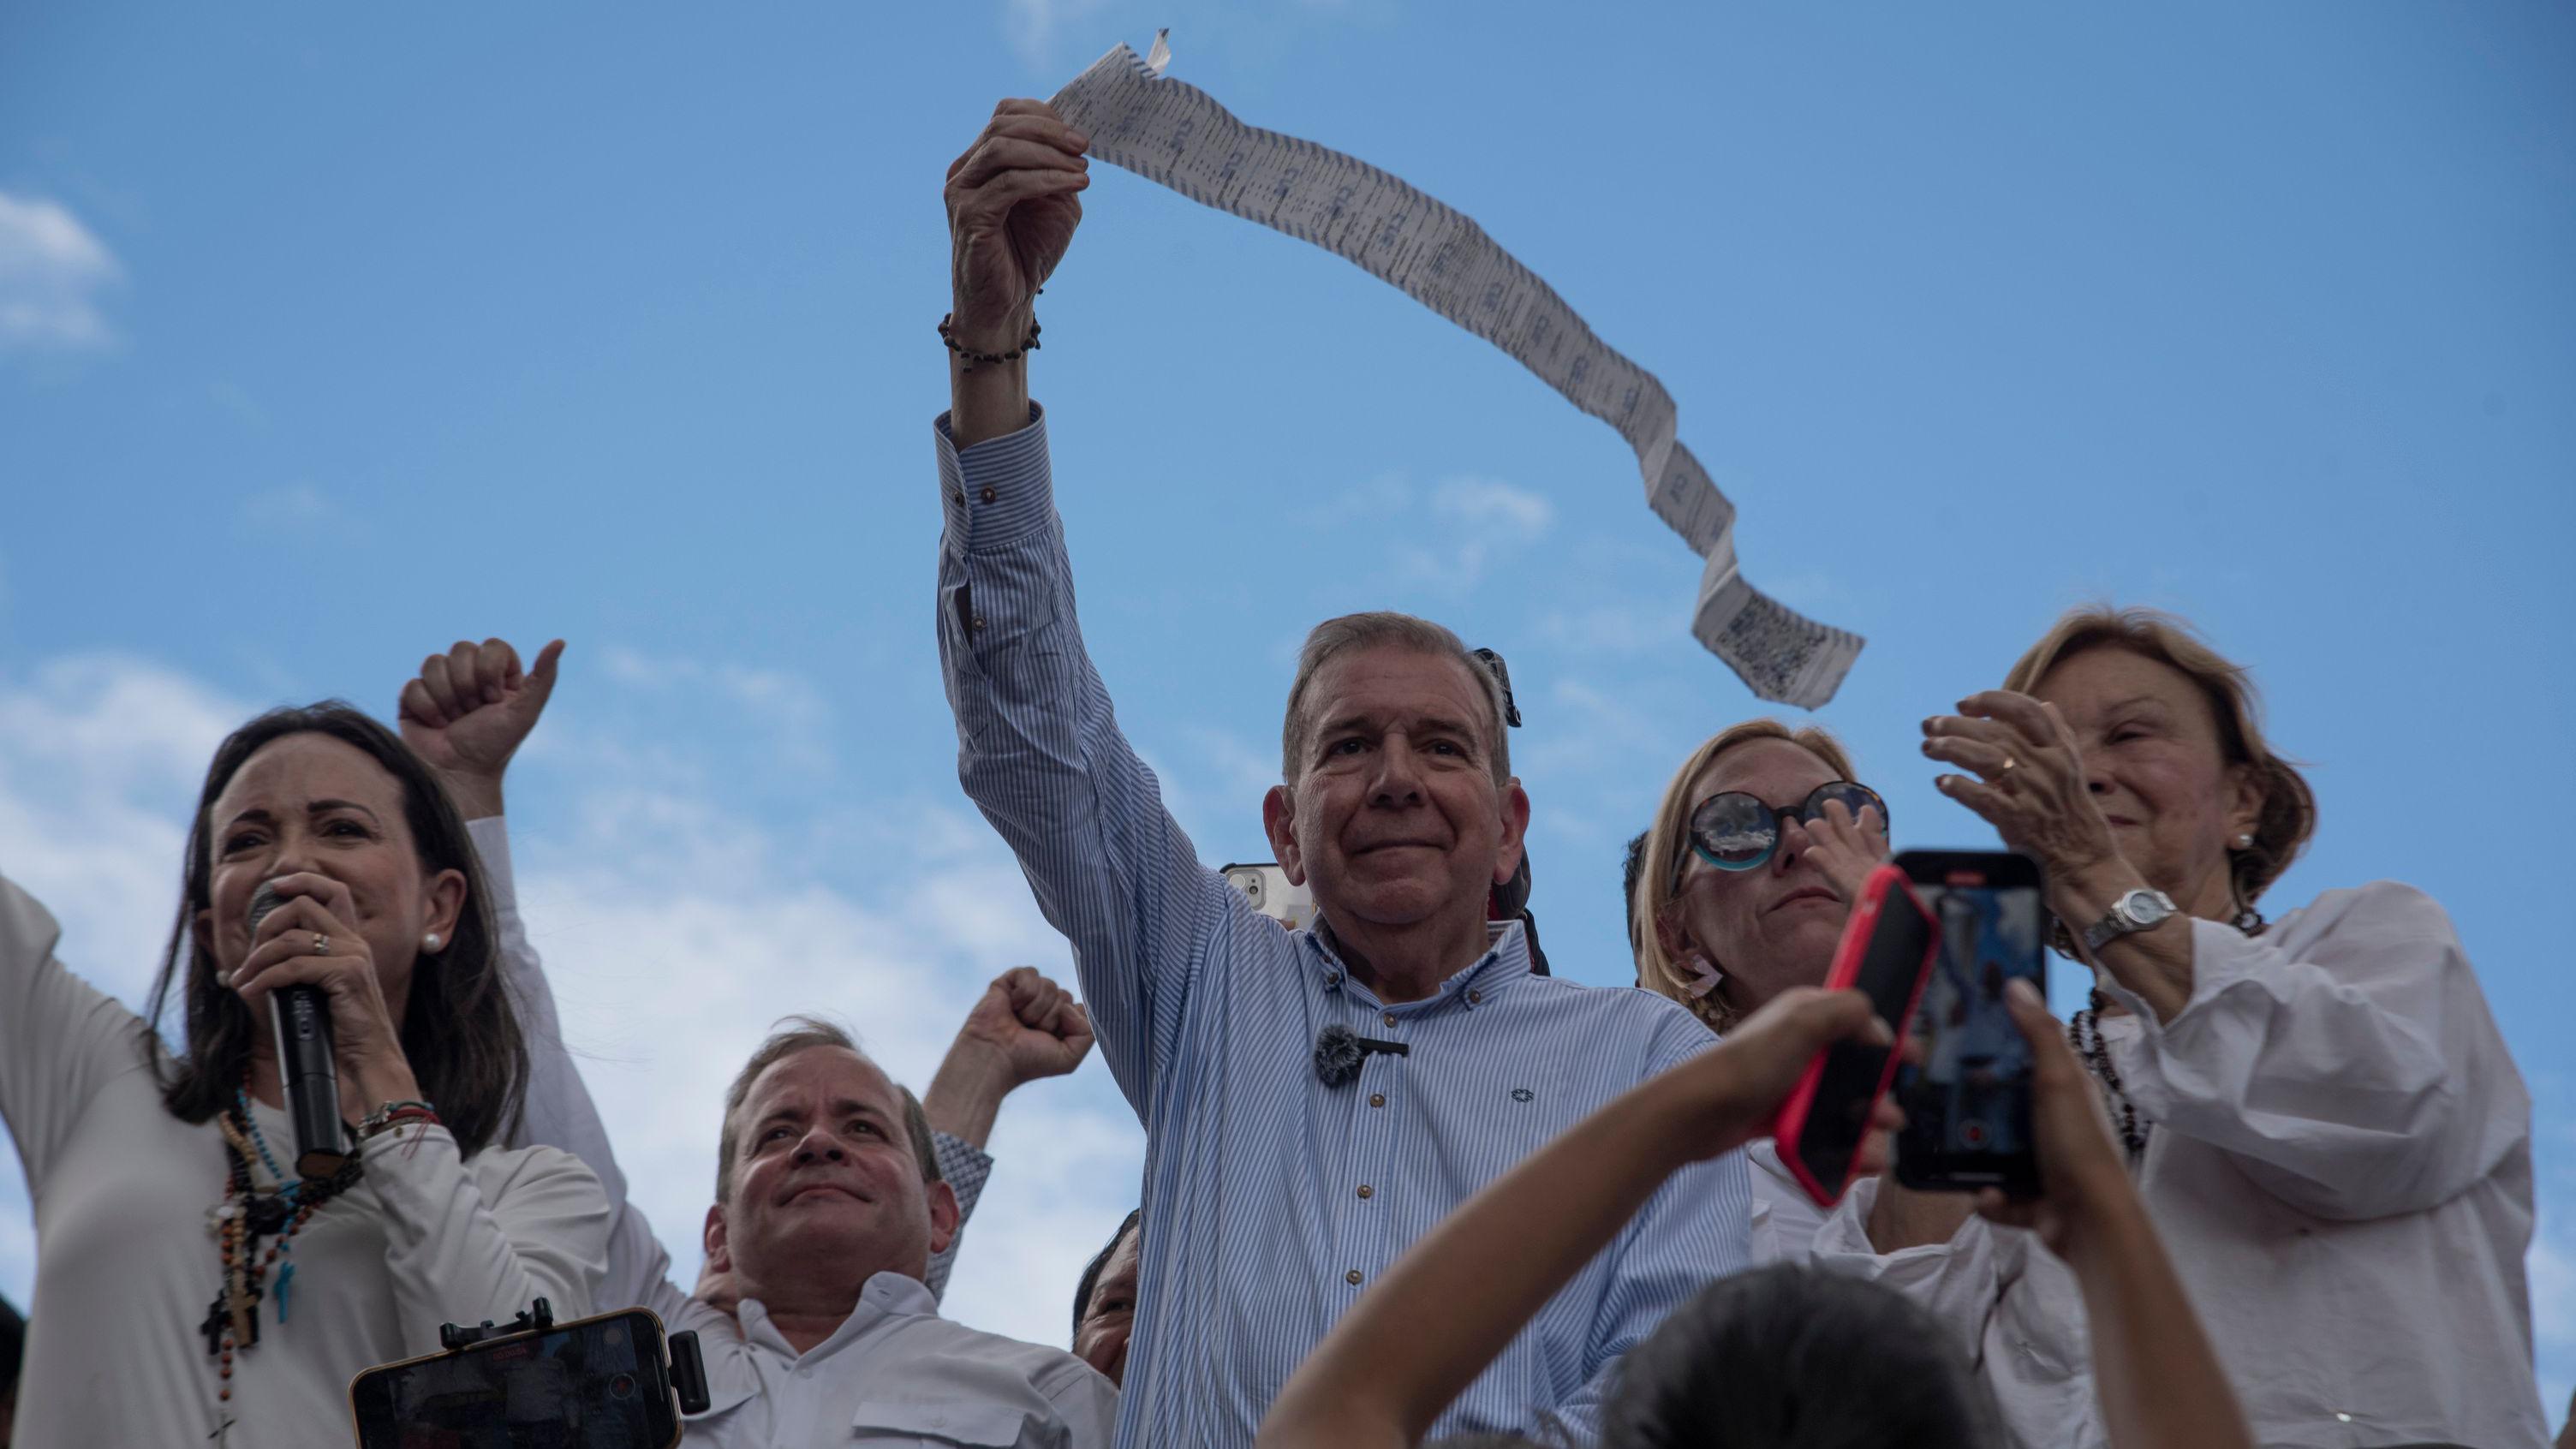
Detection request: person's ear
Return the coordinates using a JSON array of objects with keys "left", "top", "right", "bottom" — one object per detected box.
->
[
  {"left": 420, "top": 868, "right": 468, "bottom": 955},
  {"left": 1263, "top": 784, "right": 1306, "bottom": 886},
  {"left": 2223, "top": 763, "right": 2267, "bottom": 848},
  {"left": 702, "top": 1202, "right": 732, "bottom": 1273},
  {"left": 925, "top": 1179, "right": 961, "bottom": 1256},
  {"left": 1491, "top": 778, "right": 1530, "bottom": 886}
]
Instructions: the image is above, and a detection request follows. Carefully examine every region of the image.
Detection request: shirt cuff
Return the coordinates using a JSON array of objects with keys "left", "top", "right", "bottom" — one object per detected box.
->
[
  {"left": 933, "top": 404, "right": 1053, "bottom": 552},
  {"left": 2097, "top": 916, "right": 2257, "bottom": 1036}
]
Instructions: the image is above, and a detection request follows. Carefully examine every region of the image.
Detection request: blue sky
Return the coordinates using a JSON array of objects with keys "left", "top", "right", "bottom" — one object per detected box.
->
[{"left": 3, "top": 0, "right": 2571, "bottom": 1421}]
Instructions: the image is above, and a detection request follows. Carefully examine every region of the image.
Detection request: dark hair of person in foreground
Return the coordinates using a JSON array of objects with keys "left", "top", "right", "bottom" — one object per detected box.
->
[
  {"left": 1603, "top": 1263, "right": 1993, "bottom": 1449},
  {"left": 135, "top": 701, "right": 528, "bottom": 1156}
]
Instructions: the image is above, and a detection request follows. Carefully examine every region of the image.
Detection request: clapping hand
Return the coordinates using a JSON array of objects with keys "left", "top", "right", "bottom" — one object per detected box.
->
[{"left": 397, "top": 638, "right": 564, "bottom": 818}]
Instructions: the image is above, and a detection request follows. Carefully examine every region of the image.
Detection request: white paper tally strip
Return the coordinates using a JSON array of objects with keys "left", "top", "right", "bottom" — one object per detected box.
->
[{"left": 1051, "top": 36, "right": 1862, "bottom": 707}]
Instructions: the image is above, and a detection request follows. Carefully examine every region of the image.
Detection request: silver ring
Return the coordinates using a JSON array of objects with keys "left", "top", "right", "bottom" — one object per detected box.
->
[
  {"left": 1998, "top": 755, "right": 2018, "bottom": 774},
  {"left": 312, "top": 933, "right": 330, "bottom": 956}
]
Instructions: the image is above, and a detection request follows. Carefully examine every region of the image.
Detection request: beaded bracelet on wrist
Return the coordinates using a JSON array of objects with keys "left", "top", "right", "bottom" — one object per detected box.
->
[{"left": 938, "top": 312, "right": 1041, "bottom": 372}]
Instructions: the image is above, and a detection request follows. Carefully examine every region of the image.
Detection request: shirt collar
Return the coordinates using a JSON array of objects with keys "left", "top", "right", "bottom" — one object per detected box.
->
[
  {"left": 1307, "top": 916, "right": 1532, "bottom": 1011},
  {"left": 734, "top": 1271, "right": 942, "bottom": 1360}
]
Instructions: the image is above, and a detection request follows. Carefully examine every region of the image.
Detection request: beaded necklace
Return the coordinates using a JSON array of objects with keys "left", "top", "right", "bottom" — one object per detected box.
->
[
  {"left": 2066, "top": 989, "right": 2149, "bottom": 1160},
  {"left": 202, "top": 1080, "right": 361, "bottom": 1408}
]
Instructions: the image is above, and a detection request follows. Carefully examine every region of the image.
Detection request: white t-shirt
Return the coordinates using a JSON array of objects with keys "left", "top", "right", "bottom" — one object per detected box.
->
[{"left": 0, "top": 874, "right": 611, "bottom": 1447}]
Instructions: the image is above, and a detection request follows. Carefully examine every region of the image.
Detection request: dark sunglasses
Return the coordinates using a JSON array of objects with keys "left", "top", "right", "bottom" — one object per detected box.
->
[{"left": 1674, "top": 781, "right": 1888, "bottom": 883}]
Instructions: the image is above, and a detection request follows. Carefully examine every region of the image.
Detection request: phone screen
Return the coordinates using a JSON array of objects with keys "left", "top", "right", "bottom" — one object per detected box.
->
[
  {"left": 351, "top": 1309, "right": 679, "bottom": 1449},
  {"left": 1792, "top": 880, "right": 1935, "bottom": 1197},
  {"left": 1894, "top": 851, "right": 2045, "bottom": 1194}
]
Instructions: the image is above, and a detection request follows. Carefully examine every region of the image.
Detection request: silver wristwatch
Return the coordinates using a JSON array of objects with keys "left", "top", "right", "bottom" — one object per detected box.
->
[{"left": 2082, "top": 887, "right": 2178, "bottom": 954}]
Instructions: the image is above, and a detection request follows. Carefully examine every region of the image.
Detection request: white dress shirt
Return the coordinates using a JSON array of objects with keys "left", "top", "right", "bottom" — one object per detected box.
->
[
  {"left": 2093, "top": 880, "right": 2547, "bottom": 1448},
  {"left": 675, "top": 1273, "right": 1118, "bottom": 1448}
]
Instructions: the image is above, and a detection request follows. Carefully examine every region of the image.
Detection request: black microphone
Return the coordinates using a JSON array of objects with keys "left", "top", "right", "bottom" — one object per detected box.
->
[
  {"left": 247, "top": 882, "right": 349, "bottom": 1180},
  {"left": 1313, "top": 1023, "right": 1410, "bottom": 1089}
]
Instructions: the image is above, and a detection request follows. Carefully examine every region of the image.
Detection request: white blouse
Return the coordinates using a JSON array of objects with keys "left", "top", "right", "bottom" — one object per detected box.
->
[
  {"left": 1750, "top": 1141, "right": 2091, "bottom": 1449},
  {"left": 0, "top": 874, "right": 611, "bottom": 1447},
  {"left": 2092, "top": 880, "right": 2549, "bottom": 1448}
]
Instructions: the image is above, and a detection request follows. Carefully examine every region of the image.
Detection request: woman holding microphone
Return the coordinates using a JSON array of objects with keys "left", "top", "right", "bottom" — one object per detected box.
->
[{"left": 0, "top": 679, "right": 608, "bottom": 1444}]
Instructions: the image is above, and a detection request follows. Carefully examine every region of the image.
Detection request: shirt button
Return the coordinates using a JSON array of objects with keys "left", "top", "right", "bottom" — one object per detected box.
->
[
  {"left": 2334, "top": 1413, "right": 2352, "bottom": 1423},
  {"left": 1356, "top": 1184, "right": 1374, "bottom": 1199},
  {"left": 1368, "top": 1093, "right": 1386, "bottom": 1108},
  {"left": 979, "top": 486, "right": 997, "bottom": 504},
  {"left": 1345, "top": 1268, "right": 1363, "bottom": 1285},
  {"left": 970, "top": 616, "right": 987, "bottom": 633},
  {"left": 1467, "top": 989, "right": 1482, "bottom": 1005},
  {"left": 1325, "top": 972, "right": 1341, "bottom": 987},
  {"left": 1381, "top": 1011, "right": 1398, "bottom": 1027}
]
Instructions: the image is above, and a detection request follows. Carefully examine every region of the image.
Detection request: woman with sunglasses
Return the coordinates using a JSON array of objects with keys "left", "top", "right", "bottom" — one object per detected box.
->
[
  {"left": 1627, "top": 720, "right": 2090, "bottom": 1448},
  {"left": 1923, "top": 606, "right": 2547, "bottom": 1449}
]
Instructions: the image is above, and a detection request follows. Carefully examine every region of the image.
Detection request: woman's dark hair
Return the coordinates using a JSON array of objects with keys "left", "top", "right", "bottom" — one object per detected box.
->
[
  {"left": 136, "top": 702, "right": 528, "bottom": 1157},
  {"left": 1605, "top": 1263, "right": 2000, "bottom": 1449},
  {"left": 1072, "top": 1208, "right": 1142, "bottom": 1337}
]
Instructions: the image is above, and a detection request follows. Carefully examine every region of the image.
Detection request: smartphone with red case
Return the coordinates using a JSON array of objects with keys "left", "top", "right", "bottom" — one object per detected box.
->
[{"left": 1770, "top": 863, "right": 1941, "bottom": 1208}]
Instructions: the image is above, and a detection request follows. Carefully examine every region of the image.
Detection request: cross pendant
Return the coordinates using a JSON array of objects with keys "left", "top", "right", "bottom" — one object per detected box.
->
[{"left": 199, "top": 1294, "right": 231, "bottom": 1357}]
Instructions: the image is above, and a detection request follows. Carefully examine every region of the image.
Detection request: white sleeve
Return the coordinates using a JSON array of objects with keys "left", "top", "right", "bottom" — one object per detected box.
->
[
  {"left": 2101, "top": 880, "right": 2529, "bottom": 1221},
  {"left": 355, "top": 1128, "right": 611, "bottom": 1357},
  {"left": 0, "top": 876, "right": 141, "bottom": 1192},
  {"left": 474, "top": 815, "right": 671, "bottom": 1312}
]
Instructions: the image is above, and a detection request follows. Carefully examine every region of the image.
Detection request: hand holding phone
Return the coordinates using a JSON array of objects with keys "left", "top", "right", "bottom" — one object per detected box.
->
[{"left": 1770, "top": 864, "right": 1940, "bottom": 1208}]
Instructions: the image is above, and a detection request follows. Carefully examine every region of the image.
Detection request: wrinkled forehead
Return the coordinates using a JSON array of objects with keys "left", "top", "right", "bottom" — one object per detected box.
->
[
  {"left": 1305, "top": 646, "right": 1494, "bottom": 739},
  {"left": 1689, "top": 736, "right": 1843, "bottom": 808},
  {"left": 2033, "top": 646, "right": 2215, "bottom": 731},
  {"left": 212, "top": 732, "right": 408, "bottom": 826},
  {"left": 742, "top": 1044, "right": 898, "bottom": 1124}
]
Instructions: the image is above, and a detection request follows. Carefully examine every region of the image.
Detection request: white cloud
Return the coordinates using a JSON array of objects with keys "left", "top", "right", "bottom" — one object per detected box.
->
[
  {"left": 597, "top": 645, "right": 837, "bottom": 776},
  {"left": 0, "top": 191, "right": 121, "bottom": 353},
  {"left": 236, "top": 482, "right": 374, "bottom": 549},
  {"left": 1002, "top": 0, "right": 1113, "bottom": 72},
  {"left": 0, "top": 651, "right": 1145, "bottom": 1355},
  {"left": 1391, "top": 475, "right": 1557, "bottom": 593}
]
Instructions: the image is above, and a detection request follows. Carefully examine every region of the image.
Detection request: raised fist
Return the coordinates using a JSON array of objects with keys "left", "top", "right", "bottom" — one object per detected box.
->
[
  {"left": 957, "top": 965, "right": 1095, "bottom": 1086},
  {"left": 944, "top": 100, "right": 1089, "bottom": 349},
  {"left": 397, "top": 637, "right": 564, "bottom": 786}
]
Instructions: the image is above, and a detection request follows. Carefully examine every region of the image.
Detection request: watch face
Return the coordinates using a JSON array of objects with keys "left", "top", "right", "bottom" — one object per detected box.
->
[{"left": 2124, "top": 890, "right": 2172, "bottom": 926}]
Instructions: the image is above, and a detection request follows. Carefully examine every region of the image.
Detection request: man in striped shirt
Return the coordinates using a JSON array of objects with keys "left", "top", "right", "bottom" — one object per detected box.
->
[{"left": 933, "top": 99, "right": 1751, "bottom": 1447}]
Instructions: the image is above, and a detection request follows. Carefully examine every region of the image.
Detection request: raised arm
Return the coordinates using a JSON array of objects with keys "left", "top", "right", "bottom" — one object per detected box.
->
[
  {"left": 2096, "top": 882, "right": 2520, "bottom": 1221},
  {"left": 919, "top": 965, "right": 1094, "bottom": 1293},
  {"left": 1255, "top": 989, "right": 1896, "bottom": 1449},
  {"left": 0, "top": 876, "right": 145, "bottom": 1193},
  {"left": 935, "top": 100, "right": 1243, "bottom": 1117},
  {"left": 1974, "top": 980, "right": 2253, "bottom": 1449}
]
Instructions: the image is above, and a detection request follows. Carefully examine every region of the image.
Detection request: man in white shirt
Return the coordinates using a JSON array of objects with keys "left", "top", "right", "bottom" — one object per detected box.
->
[
  {"left": 675, "top": 1018, "right": 1118, "bottom": 1446},
  {"left": 391, "top": 637, "right": 1118, "bottom": 1448}
]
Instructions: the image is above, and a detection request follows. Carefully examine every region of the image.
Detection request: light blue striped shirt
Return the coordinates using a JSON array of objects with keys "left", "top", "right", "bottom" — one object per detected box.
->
[{"left": 934, "top": 408, "right": 1752, "bottom": 1448}]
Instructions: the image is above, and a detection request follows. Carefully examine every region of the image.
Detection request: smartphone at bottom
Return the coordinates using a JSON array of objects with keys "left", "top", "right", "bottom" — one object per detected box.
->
[
  {"left": 1893, "top": 849, "right": 2047, "bottom": 1198},
  {"left": 349, "top": 1307, "right": 683, "bottom": 1449}
]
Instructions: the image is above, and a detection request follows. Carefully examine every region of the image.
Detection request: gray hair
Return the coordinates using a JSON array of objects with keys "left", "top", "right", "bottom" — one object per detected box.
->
[
  {"left": 1280, "top": 612, "right": 1513, "bottom": 786},
  {"left": 713, "top": 1015, "right": 940, "bottom": 1203}
]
